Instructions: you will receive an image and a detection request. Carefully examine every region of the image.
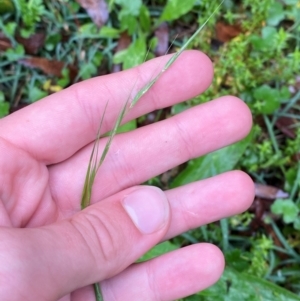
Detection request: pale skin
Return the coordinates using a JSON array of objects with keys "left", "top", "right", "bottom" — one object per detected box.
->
[{"left": 0, "top": 51, "right": 254, "bottom": 301}]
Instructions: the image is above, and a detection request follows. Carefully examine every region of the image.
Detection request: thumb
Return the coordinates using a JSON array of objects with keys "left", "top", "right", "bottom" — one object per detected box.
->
[{"left": 0, "top": 186, "right": 170, "bottom": 300}]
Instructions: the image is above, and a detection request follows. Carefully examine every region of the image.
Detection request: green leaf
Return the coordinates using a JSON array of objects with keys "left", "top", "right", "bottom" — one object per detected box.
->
[
  {"left": 0, "top": 91, "right": 5, "bottom": 103},
  {"left": 78, "top": 24, "right": 120, "bottom": 39},
  {"left": 3, "top": 21, "right": 17, "bottom": 37},
  {"left": 117, "top": 119, "right": 137, "bottom": 133},
  {"left": 0, "top": 91, "right": 9, "bottom": 118},
  {"left": 171, "top": 133, "right": 252, "bottom": 188},
  {"left": 160, "top": 0, "right": 197, "bottom": 21},
  {"left": 115, "top": 0, "right": 142, "bottom": 17},
  {"left": 119, "top": 14, "right": 138, "bottom": 34},
  {"left": 250, "top": 26, "right": 277, "bottom": 52},
  {"left": 267, "top": 2, "right": 285, "bottom": 26},
  {"left": 45, "top": 33, "right": 62, "bottom": 51},
  {"left": 271, "top": 199, "right": 299, "bottom": 224},
  {"left": 79, "top": 23, "right": 98, "bottom": 34},
  {"left": 293, "top": 217, "right": 300, "bottom": 230},
  {"left": 139, "top": 5, "right": 151, "bottom": 32},
  {"left": 197, "top": 267, "right": 300, "bottom": 301},
  {"left": 28, "top": 86, "right": 47, "bottom": 102},
  {"left": 225, "top": 249, "right": 250, "bottom": 273},
  {"left": 253, "top": 84, "right": 281, "bottom": 114},
  {"left": 113, "top": 36, "right": 146, "bottom": 69},
  {"left": 5, "top": 44, "right": 25, "bottom": 61},
  {"left": 79, "top": 63, "right": 98, "bottom": 80},
  {"left": 138, "top": 241, "right": 178, "bottom": 262},
  {"left": 99, "top": 26, "right": 120, "bottom": 38}
]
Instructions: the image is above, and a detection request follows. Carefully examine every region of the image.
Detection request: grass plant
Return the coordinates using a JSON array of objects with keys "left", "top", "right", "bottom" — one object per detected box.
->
[{"left": 80, "top": 2, "right": 224, "bottom": 299}]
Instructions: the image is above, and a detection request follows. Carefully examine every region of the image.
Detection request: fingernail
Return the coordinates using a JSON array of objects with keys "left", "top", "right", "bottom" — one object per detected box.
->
[{"left": 122, "top": 187, "right": 169, "bottom": 234}]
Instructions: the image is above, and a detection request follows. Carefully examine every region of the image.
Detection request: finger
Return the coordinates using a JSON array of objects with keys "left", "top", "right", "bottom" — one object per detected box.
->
[
  {"left": 164, "top": 170, "right": 255, "bottom": 239},
  {"left": 101, "top": 244, "right": 224, "bottom": 301},
  {"left": 49, "top": 96, "right": 252, "bottom": 210},
  {"left": 0, "top": 186, "right": 171, "bottom": 300},
  {"left": 0, "top": 137, "right": 56, "bottom": 228},
  {"left": 0, "top": 51, "right": 213, "bottom": 164}
]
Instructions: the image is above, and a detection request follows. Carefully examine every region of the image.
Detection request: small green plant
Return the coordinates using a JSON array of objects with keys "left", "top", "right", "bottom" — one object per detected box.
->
[
  {"left": 18, "top": 0, "right": 46, "bottom": 37},
  {"left": 272, "top": 199, "right": 300, "bottom": 230}
]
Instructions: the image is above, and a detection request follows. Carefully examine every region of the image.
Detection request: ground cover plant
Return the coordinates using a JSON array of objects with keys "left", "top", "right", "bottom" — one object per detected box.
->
[{"left": 0, "top": 0, "right": 300, "bottom": 300}]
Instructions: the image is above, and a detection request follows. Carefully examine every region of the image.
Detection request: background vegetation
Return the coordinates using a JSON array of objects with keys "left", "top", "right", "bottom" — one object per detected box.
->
[{"left": 0, "top": 0, "right": 300, "bottom": 300}]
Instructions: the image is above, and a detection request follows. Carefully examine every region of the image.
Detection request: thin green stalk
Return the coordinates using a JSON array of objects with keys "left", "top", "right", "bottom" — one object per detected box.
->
[
  {"left": 263, "top": 115, "right": 279, "bottom": 154},
  {"left": 220, "top": 218, "right": 229, "bottom": 252},
  {"left": 270, "top": 220, "right": 300, "bottom": 260},
  {"left": 291, "top": 162, "right": 300, "bottom": 203},
  {"left": 94, "top": 283, "right": 104, "bottom": 301}
]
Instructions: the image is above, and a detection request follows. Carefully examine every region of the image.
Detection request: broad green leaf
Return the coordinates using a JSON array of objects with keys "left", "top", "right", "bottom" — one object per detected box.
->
[
  {"left": 271, "top": 199, "right": 299, "bottom": 224},
  {"left": 3, "top": 21, "right": 17, "bottom": 37},
  {"left": 138, "top": 241, "right": 178, "bottom": 262},
  {"left": 117, "top": 119, "right": 137, "bottom": 133},
  {"left": 0, "top": 91, "right": 9, "bottom": 118},
  {"left": 293, "top": 217, "right": 300, "bottom": 230},
  {"left": 250, "top": 26, "right": 277, "bottom": 52},
  {"left": 79, "top": 63, "right": 98, "bottom": 80},
  {"left": 115, "top": 0, "right": 142, "bottom": 17},
  {"left": 79, "top": 23, "right": 99, "bottom": 34},
  {"left": 171, "top": 133, "right": 252, "bottom": 188},
  {"left": 0, "top": 91, "right": 4, "bottom": 102},
  {"left": 119, "top": 14, "right": 138, "bottom": 34},
  {"left": 5, "top": 44, "right": 25, "bottom": 61},
  {"left": 99, "top": 26, "right": 120, "bottom": 38},
  {"left": 160, "top": 0, "right": 197, "bottom": 21},
  {"left": 253, "top": 84, "right": 280, "bottom": 114},
  {"left": 29, "top": 86, "right": 47, "bottom": 102},
  {"left": 113, "top": 36, "right": 146, "bottom": 69},
  {"left": 45, "top": 33, "right": 62, "bottom": 51},
  {"left": 0, "top": 103, "right": 9, "bottom": 118},
  {"left": 139, "top": 5, "right": 151, "bottom": 32},
  {"left": 78, "top": 24, "right": 120, "bottom": 39},
  {"left": 196, "top": 267, "right": 300, "bottom": 301},
  {"left": 267, "top": 2, "right": 285, "bottom": 26}
]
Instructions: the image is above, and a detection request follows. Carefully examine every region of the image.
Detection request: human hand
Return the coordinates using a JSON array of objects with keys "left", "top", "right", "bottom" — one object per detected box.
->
[{"left": 0, "top": 51, "right": 254, "bottom": 301}]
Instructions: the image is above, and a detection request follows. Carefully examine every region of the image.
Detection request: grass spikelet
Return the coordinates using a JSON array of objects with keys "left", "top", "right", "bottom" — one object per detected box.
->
[
  {"left": 130, "top": 0, "right": 224, "bottom": 109},
  {"left": 80, "top": 1, "right": 224, "bottom": 300}
]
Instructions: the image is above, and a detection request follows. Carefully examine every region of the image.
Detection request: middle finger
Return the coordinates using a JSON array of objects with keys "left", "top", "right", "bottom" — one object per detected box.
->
[{"left": 49, "top": 96, "right": 252, "bottom": 213}]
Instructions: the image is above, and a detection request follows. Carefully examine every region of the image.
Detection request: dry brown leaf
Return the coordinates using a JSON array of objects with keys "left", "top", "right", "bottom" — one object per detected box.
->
[
  {"left": 19, "top": 57, "right": 78, "bottom": 81},
  {"left": 112, "top": 32, "right": 131, "bottom": 73},
  {"left": 76, "top": 0, "right": 109, "bottom": 27},
  {"left": 154, "top": 22, "right": 169, "bottom": 57},
  {"left": 0, "top": 33, "right": 11, "bottom": 51},
  {"left": 0, "top": 32, "right": 45, "bottom": 54},
  {"left": 216, "top": 21, "right": 242, "bottom": 43},
  {"left": 255, "top": 183, "right": 289, "bottom": 200},
  {"left": 276, "top": 116, "right": 297, "bottom": 138},
  {"left": 16, "top": 33, "right": 45, "bottom": 55}
]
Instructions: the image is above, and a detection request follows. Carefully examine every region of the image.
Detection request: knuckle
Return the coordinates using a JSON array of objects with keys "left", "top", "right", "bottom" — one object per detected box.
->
[
  {"left": 70, "top": 210, "right": 123, "bottom": 267},
  {"left": 172, "top": 117, "right": 194, "bottom": 161}
]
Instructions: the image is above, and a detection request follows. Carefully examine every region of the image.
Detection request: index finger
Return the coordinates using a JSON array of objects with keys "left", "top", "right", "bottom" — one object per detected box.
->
[{"left": 0, "top": 51, "right": 213, "bottom": 164}]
